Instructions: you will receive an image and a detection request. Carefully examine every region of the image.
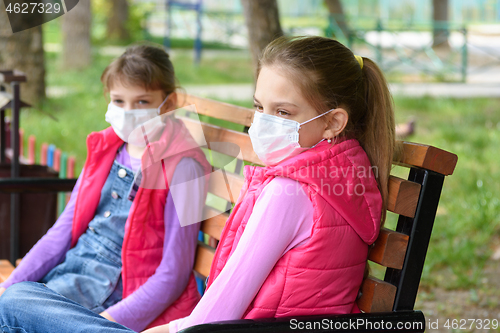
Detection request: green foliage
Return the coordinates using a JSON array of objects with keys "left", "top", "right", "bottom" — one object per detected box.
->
[
  {"left": 90, "top": 0, "right": 111, "bottom": 43},
  {"left": 42, "top": 19, "right": 61, "bottom": 44},
  {"left": 393, "top": 96, "right": 500, "bottom": 289},
  {"left": 146, "top": 36, "right": 242, "bottom": 51},
  {"left": 127, "top": 1, "right": 156, "bottom": 42},
  {"left": 90, "top": 0, "right": 154, "bottom": 45},
  {"left": 171, "top": 50, "right": 253, "bottom": 85}
]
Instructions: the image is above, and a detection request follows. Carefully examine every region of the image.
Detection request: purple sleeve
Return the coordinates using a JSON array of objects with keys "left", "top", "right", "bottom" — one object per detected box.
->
[
  {"left": 169, "top": 177, "right": 314, "bottom": 333},
  {"left": 106, "top": 158, "right": 206, "bottom": 332},
  {"left": 0, "top": 170, "right": 83, "bottom": 289}
]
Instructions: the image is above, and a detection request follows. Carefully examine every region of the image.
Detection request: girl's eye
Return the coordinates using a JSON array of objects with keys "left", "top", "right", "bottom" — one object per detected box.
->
[
  {"left": 277, "top": 110, "right": 289, "bottom": 116},
  {"left": 253, "top": 104, "right": 263, "bottom": 112},
  {"left": 138, "top": 100, "right": 149, "bottom": 105},
  {"left": 113, "top": 99, "right": 124, "bottom": 104}
]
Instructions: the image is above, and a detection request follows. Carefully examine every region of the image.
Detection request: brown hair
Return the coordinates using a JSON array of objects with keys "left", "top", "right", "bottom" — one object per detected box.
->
[
  {"left": 259, "top": 36, "right": 398, "bottom": 224},
  {"left": 101, "top": 44, "right": 178, "bottom": 98}
]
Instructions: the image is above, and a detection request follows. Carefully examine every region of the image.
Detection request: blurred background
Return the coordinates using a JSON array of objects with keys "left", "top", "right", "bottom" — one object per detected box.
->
[{"left": 0, "top": 0, "right": 499, "bottom": 330}]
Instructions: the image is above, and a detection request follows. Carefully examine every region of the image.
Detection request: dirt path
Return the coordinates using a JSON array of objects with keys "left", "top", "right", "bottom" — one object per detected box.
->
[{"left": 416, "top": 257, "right": 500, "bottom": 332}]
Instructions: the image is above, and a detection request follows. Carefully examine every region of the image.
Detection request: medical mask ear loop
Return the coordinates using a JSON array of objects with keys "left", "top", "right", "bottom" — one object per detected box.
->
[
  {"left": 136, "top": 93, "right": 171, "bottom": 151},
  {"left": 156, "top": 93, "right": 170, "bottom": 115},
  {"left": 298, "top": 109, "right": 335, "bottom": 148},
  {"left": 310, "top": 138, "right": 326, "bottom": 148},
  {"left": 142, "top": 94, "right": 171, "bottom": 193},
  {"left": 128, "top": 93, "right": 170, "bottom": 202},
  {"left": 298, "top": 108, "right": 334, "bottom": 128}
]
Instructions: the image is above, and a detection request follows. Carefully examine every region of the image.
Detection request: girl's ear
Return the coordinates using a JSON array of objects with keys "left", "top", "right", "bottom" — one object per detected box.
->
[
  {"left": 323, "top": 108, "right": 348, "bottom": 139},
  {"left": 161, "top": 92, "right": 178, "bottom": 114}
]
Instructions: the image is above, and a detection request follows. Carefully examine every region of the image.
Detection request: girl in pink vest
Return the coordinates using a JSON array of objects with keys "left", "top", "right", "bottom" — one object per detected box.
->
[
  {"left": 0, "top": 45, "right": 211, "bottom": 331},
  {"left": 163, "top": 35, "right": 397, "bottom": 333},
  {"left": 0, "top": 36, "right": 396, "bottom": 333}
]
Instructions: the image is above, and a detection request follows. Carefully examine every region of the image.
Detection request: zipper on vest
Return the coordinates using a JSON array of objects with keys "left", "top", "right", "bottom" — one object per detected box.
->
[{"left": 128, "top": 170, "right": 142, "bottom": 202}]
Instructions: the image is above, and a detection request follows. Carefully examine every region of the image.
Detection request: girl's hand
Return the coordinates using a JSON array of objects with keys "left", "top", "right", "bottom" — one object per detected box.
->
[
  {"left": 0, "top": 287, "right": 6, "bottom": 297},
  {"left": 99, "top": 311, "right": 116, "bottom": 322},
  {"left": 141, "top": 324, "right": 170, "bottom": 333}
]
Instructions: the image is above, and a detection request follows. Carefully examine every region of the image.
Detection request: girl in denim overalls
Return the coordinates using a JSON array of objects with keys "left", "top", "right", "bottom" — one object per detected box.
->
[{"left": 0, "top": 45, "right": 211, "bottom": 332}]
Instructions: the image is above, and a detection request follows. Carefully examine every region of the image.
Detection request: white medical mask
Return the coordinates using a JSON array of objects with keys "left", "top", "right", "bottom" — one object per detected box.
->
[
  {"left": 248, "top": 109, "right": 333, "bottom": 166},
  {"left": 105, "top": 95, "right": 169, "bottom": 146}
]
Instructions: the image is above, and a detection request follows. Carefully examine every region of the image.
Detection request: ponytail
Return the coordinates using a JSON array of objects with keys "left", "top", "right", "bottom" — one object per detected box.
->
[{"left": 358, "top": 58, "right": 398, "bottom": 225}]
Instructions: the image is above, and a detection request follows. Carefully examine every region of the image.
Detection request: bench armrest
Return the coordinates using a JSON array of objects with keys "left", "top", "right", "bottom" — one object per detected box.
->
[
  {"left": 178, "top": 311, "right": 425, "bottom": 333},
  {"left": 0, "top": 178, "right": 77, "bottom": 193}
]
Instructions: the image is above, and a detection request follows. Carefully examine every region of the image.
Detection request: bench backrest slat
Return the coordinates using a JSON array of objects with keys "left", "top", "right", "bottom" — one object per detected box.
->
[
  {"left": 201, "top": 208, "right": 229, "bottom": 240},
  {"left": 179, "top": 117, "right": 261, "bottom": 165},
  {"left": 396, "top": 141, "right": 457, "bottom": 176},
  {"left": 368, "top": 228, "right": 409, "bottom": 270},
  {"left": 194, "top": 243, "right": 215, "bottom": 279},
  {"left": 180, "top": 94, "right": 254, "bottom": 127},
  {"left": 357, "top": 276, "right": 397, "bottom": 313},
  {"left": 387, "top": 176, "right": 421, "bottom": 218}
]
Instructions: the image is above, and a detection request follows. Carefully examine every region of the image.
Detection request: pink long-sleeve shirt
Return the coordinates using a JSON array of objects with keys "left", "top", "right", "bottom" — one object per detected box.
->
[
  {"left": 169, "top": 176, "right": 314, "bottom": 333},
  {"left": 0, "top": 145, "right": 206, "bottom": 332}
]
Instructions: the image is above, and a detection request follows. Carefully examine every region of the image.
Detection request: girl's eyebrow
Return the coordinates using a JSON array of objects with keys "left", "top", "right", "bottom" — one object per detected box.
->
[
  {"left": 253, "top": 96, "right": 298, "bottom": 108},
  {"left": 109, "top": 94, "right": 152, "bottom": 99},
  {"left": 274, "top": 102, "right": 298, "bottom": 108}
]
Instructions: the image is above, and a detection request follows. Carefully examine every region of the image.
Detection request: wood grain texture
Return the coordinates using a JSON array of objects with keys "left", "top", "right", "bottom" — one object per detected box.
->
[
  {"left": 368, "top": 228, "right": 409, "bottom": 270},
  {"left": 0, "top": 260, "right": 15, "bottom": 283},
  {"left": 201, "top": 207, "right": 229, "bottom": 241},
  {"left": 194, "top": 243, "right": 215, "bottom": 278},
  {"left": 357, "top": 276, "right": 397, "bottom": 313},
  {"left": 179, "top": 117, "right": 263, "bottom": 165},
  {"left": 387, "top": 176, "right": 421, "bottom": 218},
  {"left": 208, "top": 169, "right": 244, "bottom": 204},
  {"left": 396, "top": 141, "right": 458, "bottom": 176},
  {"left": 178, "top": 94, "right": 254, "bottom": 127}
]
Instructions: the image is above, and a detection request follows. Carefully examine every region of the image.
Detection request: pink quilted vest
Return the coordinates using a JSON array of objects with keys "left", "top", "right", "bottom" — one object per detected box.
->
[
  {"left": 207, "top": 138, "right": 382, "bottom": 318},
  {"left": 71, "top": 118, "right": 211, "bottom": 328}
]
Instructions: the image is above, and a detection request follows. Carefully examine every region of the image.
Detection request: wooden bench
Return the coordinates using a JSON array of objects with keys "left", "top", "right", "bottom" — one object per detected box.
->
[{"left": 1, "top": 94, "right": 458, "bottom": 332}]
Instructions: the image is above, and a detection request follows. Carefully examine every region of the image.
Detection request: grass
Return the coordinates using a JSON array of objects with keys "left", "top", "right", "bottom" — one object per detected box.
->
[
  {"left": 13, "top": 41, "right": 500, "bottom": 291},
  {"left": 390, "top": 97, "right": 500, "bottom": 289}
]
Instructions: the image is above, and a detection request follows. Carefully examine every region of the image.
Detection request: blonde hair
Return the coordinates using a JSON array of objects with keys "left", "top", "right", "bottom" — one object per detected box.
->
[{"left": 259, "top": 36, "right": 398, "bottom": 224}]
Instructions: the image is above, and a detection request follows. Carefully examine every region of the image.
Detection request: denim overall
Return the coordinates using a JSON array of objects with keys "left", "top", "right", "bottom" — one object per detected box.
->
[{"left": 40, "top": 157, "right": 135, "bottom": 314}]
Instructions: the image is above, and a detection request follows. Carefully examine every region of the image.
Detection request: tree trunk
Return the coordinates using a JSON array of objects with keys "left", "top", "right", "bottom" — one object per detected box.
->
[
  {"left": 240, "top": 0, "right": 283, "bottom": 77},
  {"left": 324, "top": 0, "right": 349, "bottom": 40},
  {"left": 0, "top": 1, "right": 45, "bottom": 105},
  {"left": 62, "top": 0, "right": 92, "bottom": 69},
  {"left": 432, "top": 0, "right": 449, "bottom": 48},
  {"left": 107, "top": 0, "right": 130, "bottom": 41}
]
